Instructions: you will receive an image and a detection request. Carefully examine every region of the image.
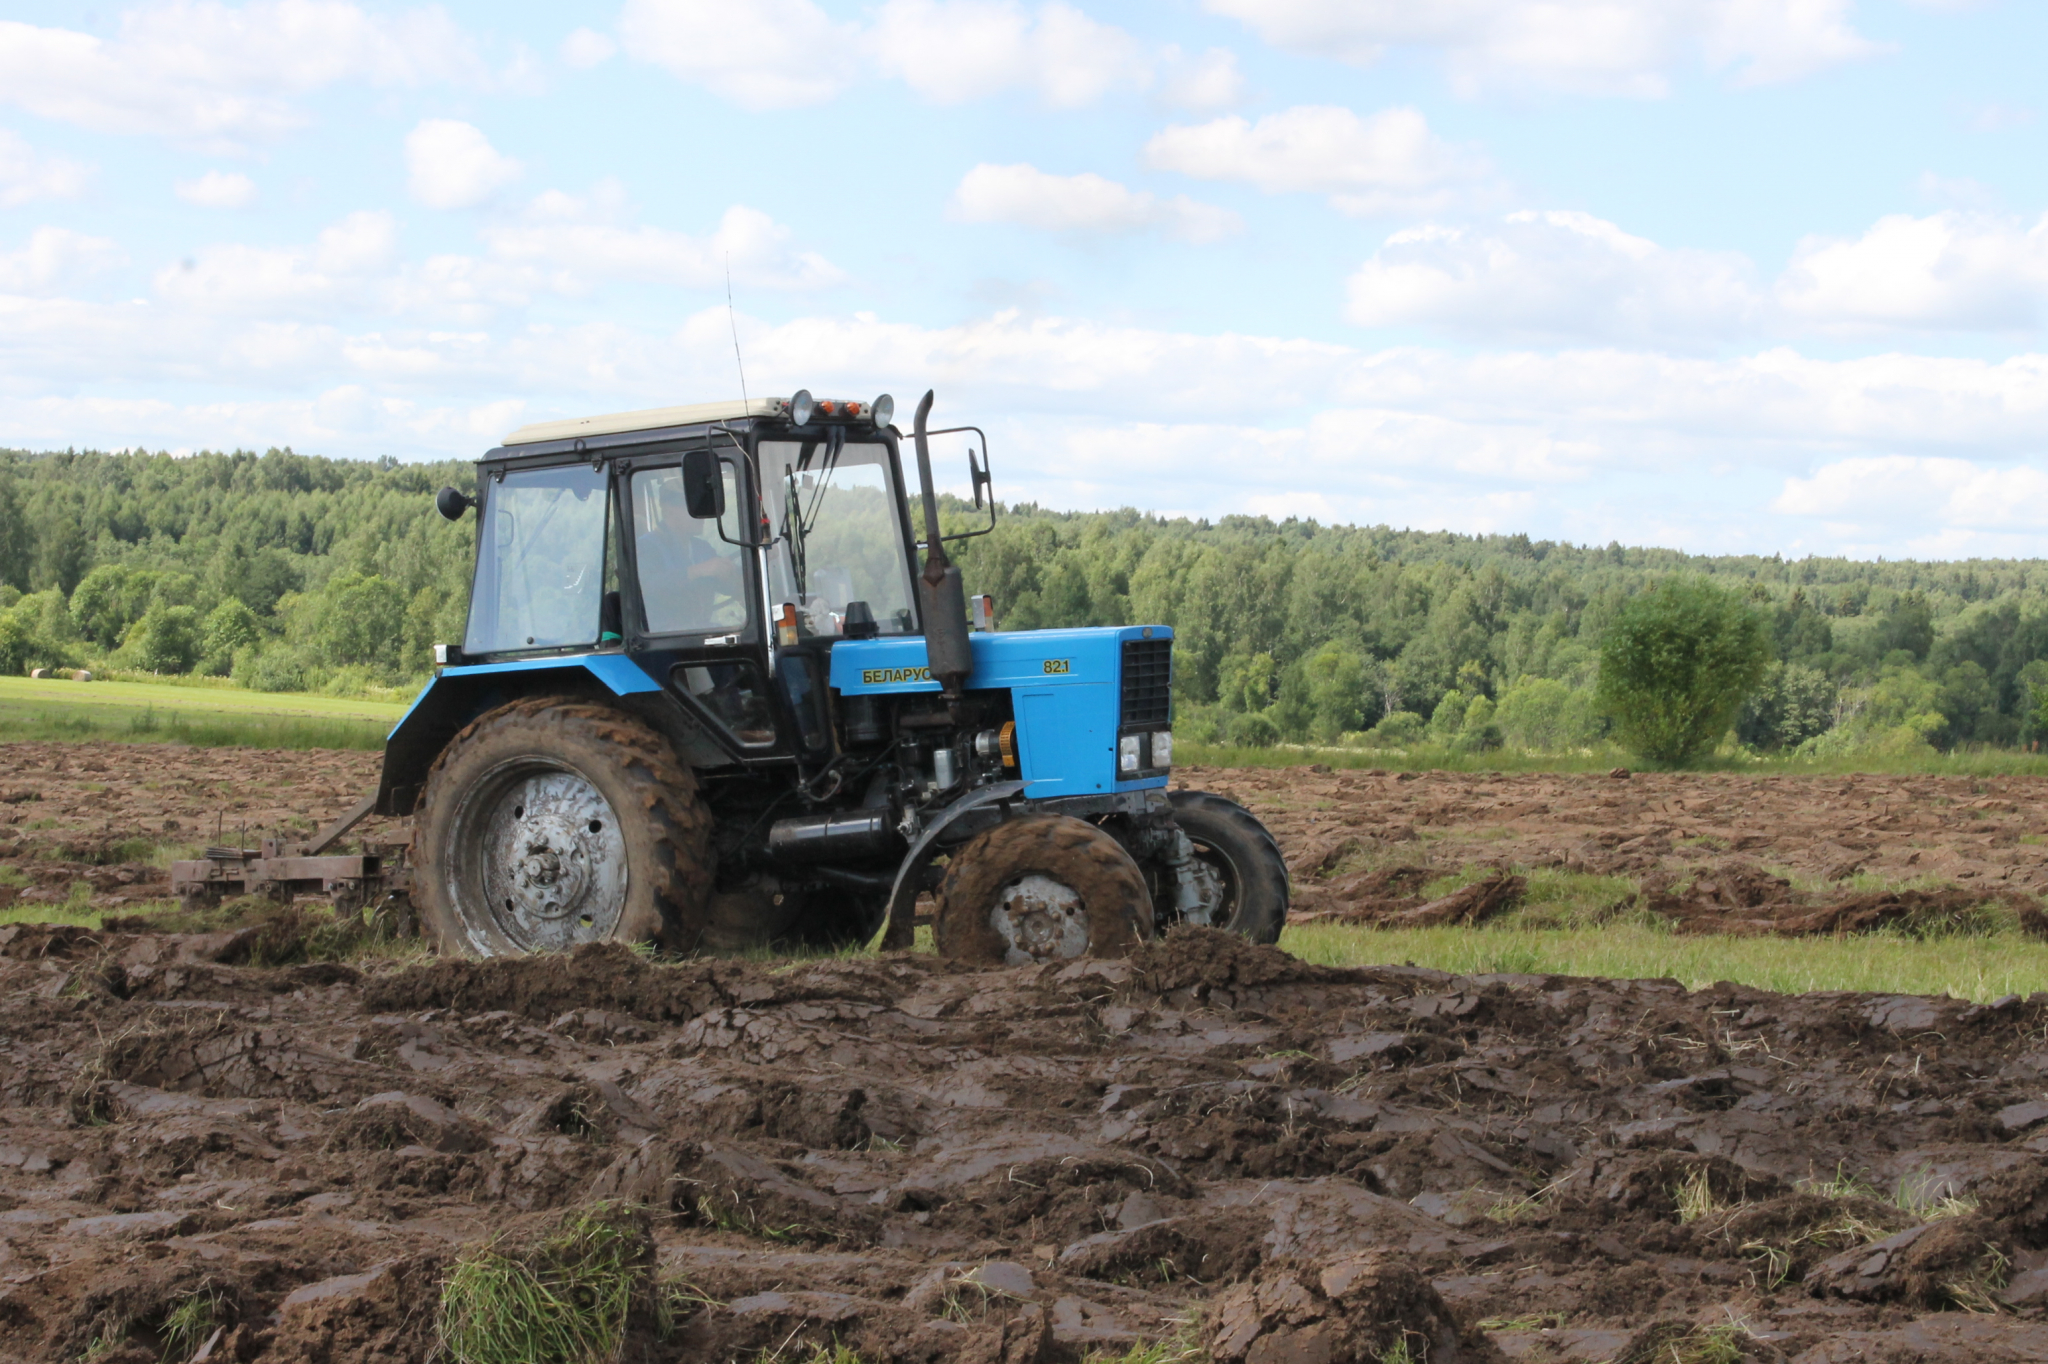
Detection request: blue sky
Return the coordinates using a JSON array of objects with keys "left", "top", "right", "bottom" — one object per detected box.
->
[{"left": 2, "top": 0, "right": 2045, "bottom": 559}]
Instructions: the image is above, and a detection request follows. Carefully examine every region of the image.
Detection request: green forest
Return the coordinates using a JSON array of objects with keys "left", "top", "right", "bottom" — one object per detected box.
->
[{"left": 2, "top": 444, "right": 2045, "bottom": 760}]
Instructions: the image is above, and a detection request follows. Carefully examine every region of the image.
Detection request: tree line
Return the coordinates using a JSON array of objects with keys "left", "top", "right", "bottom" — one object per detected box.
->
[{"left": 0, "top": 446, "right": 2042, "bottom": 758}]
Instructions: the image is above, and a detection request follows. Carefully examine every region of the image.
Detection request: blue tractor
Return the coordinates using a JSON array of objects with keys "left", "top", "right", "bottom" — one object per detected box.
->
[{"left": 376, "top": 389, "right": 1287, "bottom": 962}]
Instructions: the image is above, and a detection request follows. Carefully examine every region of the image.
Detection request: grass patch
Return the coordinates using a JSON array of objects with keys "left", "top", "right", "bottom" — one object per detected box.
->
[
  {"left": 1674, "top": 1167, "right": 1729, "bottom": 1224},
  {"left": 1281, "top": 920, "right": 2048, "bottom": 1001},
  {"left": 1175, "top": 739, "right": 2048, "bottom": 778},
  {"left": 157, "top": 1289, "right": 225, "bottom": 1362},
  {"left": 0, "top": 674, "right": 405, "bottom": 749},
  {"left": 438, "top": 1203, "right": 648, "bottom": 1364},
  {"left": 0, "top": 894, "right": 110, "bottom": 931},
  {"left": 1410, "top": 864, "right": 1642, "bottom": 930},
  {"left": 1084, "top": 1312, "right": 1205, "bottom": 1364}
]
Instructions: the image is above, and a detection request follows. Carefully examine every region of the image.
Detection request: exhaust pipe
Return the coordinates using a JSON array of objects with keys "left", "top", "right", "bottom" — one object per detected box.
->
[{"left": 912, "top": 389, "right": 972, "bottom": 700}]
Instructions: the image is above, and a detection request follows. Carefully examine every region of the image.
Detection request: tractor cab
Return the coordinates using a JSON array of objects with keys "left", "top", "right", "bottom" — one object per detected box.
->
[{"left": 381, "top": 389, "right": 1288, "bottom": 963}]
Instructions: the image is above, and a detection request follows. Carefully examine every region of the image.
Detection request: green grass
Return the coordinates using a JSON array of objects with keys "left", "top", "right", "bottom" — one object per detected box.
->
[
  {"left": 157, "top": 1290, "right": 224, "bottom": 1362},
  {"left": 1176, "top": 739, "right": 2048, "bottom": 778},
  {"left": 0, "top": 674, "right": 405, "bottom": 748},
  {"left": 1283, "top": 920, "right": 2048, "bottom": 1001},
  {"left": 438, "top": 1204, "right": 646, "bottom": 1364}
]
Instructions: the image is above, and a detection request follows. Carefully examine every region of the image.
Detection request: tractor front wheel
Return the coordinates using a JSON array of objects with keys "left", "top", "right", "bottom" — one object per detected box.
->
[
  {"left": 934, "top": 816, "right": 1153, "bottom": 965},
  {"left": 412, "top": 698, "right": 712, "bottom": 957},
  {"left": 1157, "top": 790, "right": 1289, "bottom": 944}
]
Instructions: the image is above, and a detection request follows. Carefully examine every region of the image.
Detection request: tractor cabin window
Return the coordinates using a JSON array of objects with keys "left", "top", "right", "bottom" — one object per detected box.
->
[
  {"left": 463, "top": 463, "right": 611, "bottom": 656},
  {"left": 630, "top": 464, "right": 746, "bottom": 636}
]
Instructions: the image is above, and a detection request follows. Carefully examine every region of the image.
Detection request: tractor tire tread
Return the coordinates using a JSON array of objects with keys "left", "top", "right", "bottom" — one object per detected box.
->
[
  {"left": 1167, "top": 789, "right": 1289, "bottom": 944},
  {"left": 411, "top": 695, "right": 713, "bottom": 955},
  {"left": 934, "top": 815, "right": 1153, "bottom": 965}
]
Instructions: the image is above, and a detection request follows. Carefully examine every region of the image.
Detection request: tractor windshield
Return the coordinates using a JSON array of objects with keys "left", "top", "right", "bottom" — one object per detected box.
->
[
  {"left": 464, "top": 462, "right": 610, "bottom": 655},
  {"left": 760, "top": 440, "right": 917, "bottom": 637}
]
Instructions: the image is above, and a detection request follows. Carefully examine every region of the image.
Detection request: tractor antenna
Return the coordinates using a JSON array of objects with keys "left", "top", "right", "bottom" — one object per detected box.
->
[{"left": 725, "top": 256, "right": 750, "bottom": 409}]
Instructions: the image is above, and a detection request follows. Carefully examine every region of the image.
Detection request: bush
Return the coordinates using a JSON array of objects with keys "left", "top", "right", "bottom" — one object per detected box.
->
[
  {"left": 1596, "top": 577, "right": 1772, "bottom": 768},
  {"left": 124, "top": 604, "right": 202, "bottom": 674},
  {"left": 1495, "top": 676, "right": 1601, "bottom": 751},
  {"left": 1227, "top": 711, "right": 1281, "bottom": 748},
  {"left": 1367, "top": 710, "right": 1426, "bottom": 745},
  {"left": 238, "top": 646, "right": 308, "bottom": 693},
  {"left": 1173, "top": 704, "right": 1224, "bottom": 744},
  {"left": 1738, "top": 662, "right": 1837, "bottom": 751},
  {"left": 1426, "top": 689, "right": 1470, "bottom": 744},
  {"left": 1455, "top": 695, "right": 1502, "bottom": 751}
]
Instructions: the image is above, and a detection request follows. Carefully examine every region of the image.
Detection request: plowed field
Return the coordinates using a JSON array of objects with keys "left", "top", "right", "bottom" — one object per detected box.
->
[{"left": 3, "top": 747, "right": 2048, "bottom": 1362}]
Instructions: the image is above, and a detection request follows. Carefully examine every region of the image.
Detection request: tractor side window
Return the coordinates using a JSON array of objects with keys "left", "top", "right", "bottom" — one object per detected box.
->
[
  {"left": 631, "top": 465, "right": 746, "bottom": 636},
  {"left": 464, "top": 464, "right": 609, "bottom": 655}
]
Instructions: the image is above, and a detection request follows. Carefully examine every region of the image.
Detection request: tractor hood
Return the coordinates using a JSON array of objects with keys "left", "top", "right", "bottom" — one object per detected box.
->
[
  {"left": 828, "top": 625, "right": 1168, "bottom": 695},
  {"left": 831, "top": 625, "right": 1173, "bottom": 797}
]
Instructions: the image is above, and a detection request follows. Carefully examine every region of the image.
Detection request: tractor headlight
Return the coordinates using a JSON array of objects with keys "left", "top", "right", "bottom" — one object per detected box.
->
[
  {"left": 1119, "top": 735, "right": 1141, "bottom": 773},
  {"left": 790, "top": 389, "right": 815, "bottom": 425},
  {"left": 1152, "top": 731, "right": 1172, "bottom": 769},
  {"left": 871, "top": 393, "right": 895, "bottom": 428}
]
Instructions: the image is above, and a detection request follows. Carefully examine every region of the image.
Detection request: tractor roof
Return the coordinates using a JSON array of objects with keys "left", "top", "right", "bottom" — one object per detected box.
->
[{"left": 502, "top": 397, "right": 789, "bottom": 447}]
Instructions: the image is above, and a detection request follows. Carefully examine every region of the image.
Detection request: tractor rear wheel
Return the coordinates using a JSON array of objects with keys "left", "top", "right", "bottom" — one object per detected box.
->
[
  {"left": 1158, "top": 790, "right": 1288, "bottom": 944},
  {"left": 934, "top": 816, "right": 1153, "bottom": 965},
  {"left": 412, "top": 697, "right": 712, "bottom": 957}
]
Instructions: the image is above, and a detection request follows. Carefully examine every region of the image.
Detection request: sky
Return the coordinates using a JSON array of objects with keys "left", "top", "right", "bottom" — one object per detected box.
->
[{"left": 1, "top": 0, "right": 2045, "bottom": 561}]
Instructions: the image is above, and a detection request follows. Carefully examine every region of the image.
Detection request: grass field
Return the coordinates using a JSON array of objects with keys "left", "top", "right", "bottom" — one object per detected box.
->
[
  {"left": 1174, "top": 739, "right": 2048, "bottom": 778},
  {"left": 1283, "top": 921, "right": 2048, "bottom": 1002},
  {"left": 0, "top": 674, "right": 407, "bottom": 748}
]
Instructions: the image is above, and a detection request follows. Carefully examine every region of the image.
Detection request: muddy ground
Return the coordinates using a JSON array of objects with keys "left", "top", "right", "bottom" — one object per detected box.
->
[
  {"left": 5, "top": 748, "right": 2048, "bottom": 1360},
  {"left": 8, "top": 923, "right": 2048, "bottom": 1361},
  {"left": 3, "top": 743, "right": 2046, "bottom": 923}
]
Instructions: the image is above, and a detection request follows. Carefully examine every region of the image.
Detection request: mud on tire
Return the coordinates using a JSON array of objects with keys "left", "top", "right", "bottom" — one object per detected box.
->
[
  {"left": 934, "top": 815, "right": 1154, "bottom": 965},
  {"left": 1163, "top": 790, "right": 1288, "bottom": 944},
  {"left": 412, "top": 696, "right": 712, "bottom": 957}
]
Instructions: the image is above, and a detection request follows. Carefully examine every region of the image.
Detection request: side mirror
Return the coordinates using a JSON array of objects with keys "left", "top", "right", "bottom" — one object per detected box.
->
[
  {"left": 682, "top": 449, "right": 726, "bottom": 520},
  {"left": 435, "top": 486, "right": 475, "bottom": 521},
  {"left": 969, "top": 448, "right": 992, "bottom": 511}
]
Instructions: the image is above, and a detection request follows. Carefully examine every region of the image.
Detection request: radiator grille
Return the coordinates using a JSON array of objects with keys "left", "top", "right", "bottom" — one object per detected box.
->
[{"left": 1120, "top": 638, "right": 1173, "bottom": 728}]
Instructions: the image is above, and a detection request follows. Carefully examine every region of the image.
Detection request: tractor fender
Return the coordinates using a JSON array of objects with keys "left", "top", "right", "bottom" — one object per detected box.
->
[
  {"left": 873, "top": 780, "right": 1026, "bottom": 951},
  {"left": 869, "top": 783, "right": 1174, "bottom": 951},
  {"left": 377, "top": 655, "right": 664, "bottom": 816}
]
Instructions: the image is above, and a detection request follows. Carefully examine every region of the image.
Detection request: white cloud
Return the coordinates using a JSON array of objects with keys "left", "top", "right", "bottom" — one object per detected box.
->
[
  {"left": 7, "top": 288, "right": 2048, "bottom": 555},
  {"left": 153, "top": 209, "right": 398, "bottom": 314},
  {"left": 1144, "top": 106, "right": 1490, "bottom": 215},
  {"left": 1775, "top": 456, "right": 2048, "bottom": 531},
  {"left": 866, "top": 0, "right": 1149, "bottom": 107},
  {"left": 0, "top": 227, "right": 126, "bottom": 294},
  {"left": 1347, "top": 210, "right": 1762, "bottom": 347},
  {"left": 950, "top": 164, "right": 1240, "bottom": 243},
  {"left": 1777, "top": 211, "right": 2048, "bottom": 332},
  {"left": 0, "top": 130, "right": 91, "bottom": 207},
  {"left": 0, "top": 2, "right": 487, "bottom": 149},
  {"left": 1969, "top": 103, "right": 2034, "bottom": 133},
  {"left": 405, "top": 120, "right": 523, "bottom": 210},
  {"left": 175, "top": 169, "right": 259, "bottom": 209},
  {"left": 482, "top": 196, "right": 845, "bottom": 291},
  {"left": 561, "top": 27, "right": 616, "bottom": 68},
  {"left": 618, "top": 0, "right": 1154, "bottom": 110},
  {"left": 1202, "top": 0, "right": 1883, "bottom": 97},
  {"left": 1157, "top": 46, "right": 1244, "bottom": 113},
  {"left": 618, "top": 0, "right": 853, "bottom": 110}
]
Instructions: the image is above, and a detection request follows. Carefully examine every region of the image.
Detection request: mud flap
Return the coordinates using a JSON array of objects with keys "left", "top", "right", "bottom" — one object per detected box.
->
[{"left": 872, "top": 781, "right": 1026, "bottom": 951}]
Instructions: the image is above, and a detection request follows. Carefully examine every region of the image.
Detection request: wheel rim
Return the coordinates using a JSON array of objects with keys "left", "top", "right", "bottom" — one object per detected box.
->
[
  {"left": 1180, "top": 838, "right": 1240, "bottom": 929},
  {"left": 448, "top": 759, "right": 628, "bottom": 953},
  {"left": 989, "top": 872, "right": 1091, "bottom": 964}
]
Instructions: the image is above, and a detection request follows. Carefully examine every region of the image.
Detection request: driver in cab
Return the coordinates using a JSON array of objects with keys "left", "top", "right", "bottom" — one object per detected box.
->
[{"left": 636, "top": 471, "right": 743, "bottom": 632}]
